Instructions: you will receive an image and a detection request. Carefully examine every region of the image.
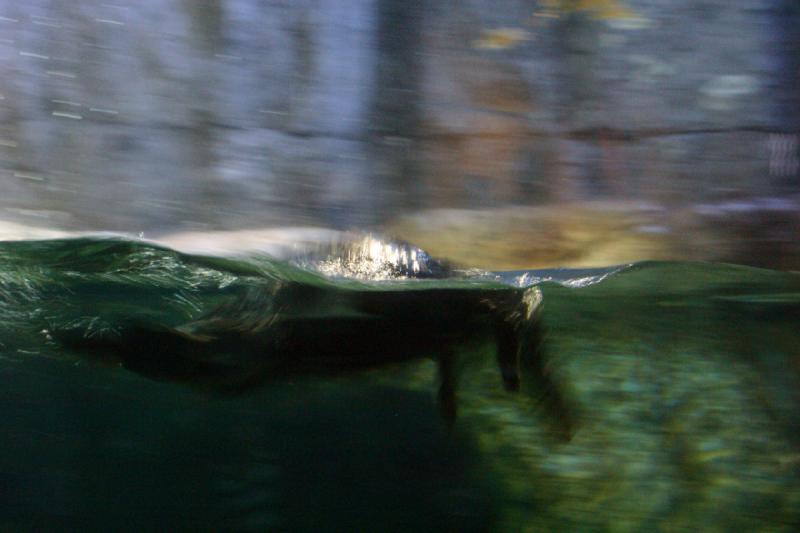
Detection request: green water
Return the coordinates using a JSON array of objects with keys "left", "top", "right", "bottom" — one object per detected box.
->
[{"left": 1, "top": 238, "right": 798, "bottom": 532}]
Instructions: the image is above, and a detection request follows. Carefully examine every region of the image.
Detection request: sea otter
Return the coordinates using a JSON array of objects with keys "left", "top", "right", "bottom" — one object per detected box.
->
[{"left": 58, "top": 277, "right": 573, "bottom": 440}]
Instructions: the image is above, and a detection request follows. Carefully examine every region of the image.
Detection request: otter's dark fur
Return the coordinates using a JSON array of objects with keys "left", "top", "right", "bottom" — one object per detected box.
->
[{"left": 60, "top": 281, "right": 573, "bottom": 440}]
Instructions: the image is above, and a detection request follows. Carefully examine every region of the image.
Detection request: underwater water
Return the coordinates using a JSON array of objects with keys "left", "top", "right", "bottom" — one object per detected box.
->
[{"left": 1, "top": 237, "right": 799, "bottom": 532}]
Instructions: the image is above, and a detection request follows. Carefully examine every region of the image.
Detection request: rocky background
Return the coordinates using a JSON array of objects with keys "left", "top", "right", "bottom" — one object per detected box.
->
[{"left": 0, "top": 0, "right": 798, "bottom": 268}]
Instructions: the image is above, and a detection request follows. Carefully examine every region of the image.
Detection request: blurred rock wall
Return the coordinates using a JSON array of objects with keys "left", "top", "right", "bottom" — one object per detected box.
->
[
  {"left": 414, "top": 0, "right": 796, "bottom": 205},
  {"left": 0, "top": 0, "right": 797, "bottom": 233}
]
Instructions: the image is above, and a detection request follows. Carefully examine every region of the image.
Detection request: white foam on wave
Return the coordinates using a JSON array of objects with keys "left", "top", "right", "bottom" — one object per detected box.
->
[
  {"left": 506, "top": 264, "right": 633, "bottom": 289},
  {"left": 0, "top": 220, "right": 72, "bottom": 241},
  {"left": 0, "top": 220, "right": 349, "bottom": 261},
  {"left": 153, "top": 227, "right": 347, "bottom": 259}
]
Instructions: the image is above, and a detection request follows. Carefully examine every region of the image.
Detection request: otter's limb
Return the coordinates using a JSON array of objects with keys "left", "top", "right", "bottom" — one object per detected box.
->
[
  {"left": 436, "top": 348, "right": 458, "bottom": 430},
  {"left": 520, "top": 316, "right": 575, "bottom": 442},
  {"left": 494, "top": 318, "right": 522, "bottom": 393}
]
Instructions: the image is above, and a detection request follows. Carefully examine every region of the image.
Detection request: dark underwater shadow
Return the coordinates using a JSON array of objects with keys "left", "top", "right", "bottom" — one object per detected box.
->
[{"left": 0, "top": 355, "right": 503, "bottom": 532}]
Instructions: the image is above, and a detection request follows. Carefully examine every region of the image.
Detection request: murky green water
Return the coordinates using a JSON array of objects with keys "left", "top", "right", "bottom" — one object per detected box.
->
[{"left": 1, "top": 238, "right": 798, "bottom": 531}]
